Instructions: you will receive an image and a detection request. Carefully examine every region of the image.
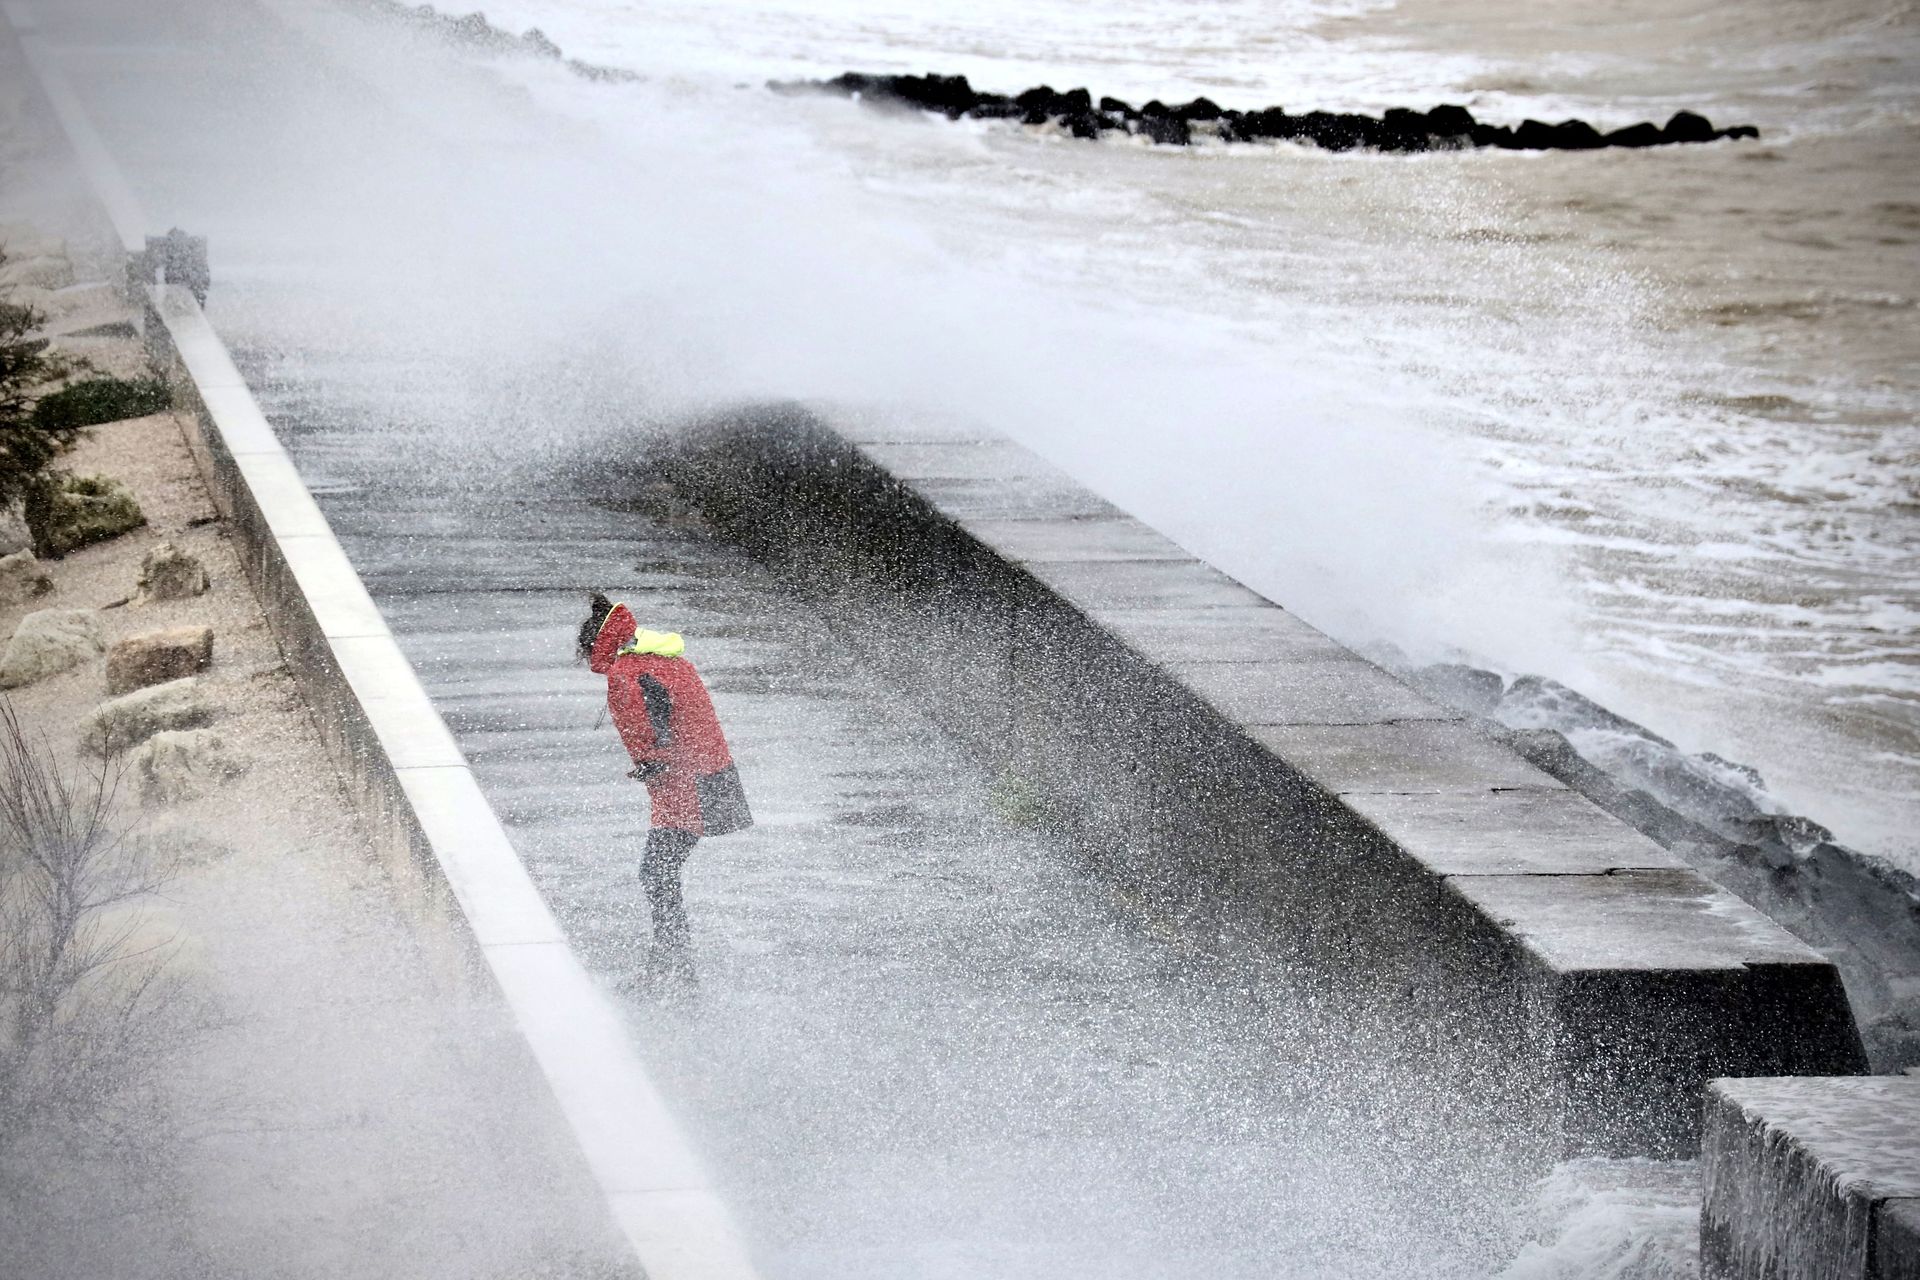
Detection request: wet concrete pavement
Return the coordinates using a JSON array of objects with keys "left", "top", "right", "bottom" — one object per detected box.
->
[{"left": 258, "top": 386, "right": 1516, "bottom": 1278}]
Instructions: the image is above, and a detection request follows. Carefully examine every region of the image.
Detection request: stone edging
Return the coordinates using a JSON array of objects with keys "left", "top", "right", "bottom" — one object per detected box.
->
[{"left": 5, "top": 10, "right": 760, "bottom": 1277}]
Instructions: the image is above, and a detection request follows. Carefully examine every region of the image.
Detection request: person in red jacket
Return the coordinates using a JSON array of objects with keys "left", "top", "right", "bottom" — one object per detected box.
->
[{"left": 578, "top": 592, "right": 751, "bottom": 972}]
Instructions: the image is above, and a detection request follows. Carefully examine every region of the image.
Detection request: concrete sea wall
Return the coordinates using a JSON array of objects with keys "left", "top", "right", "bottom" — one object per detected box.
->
[{"left": 656, "top": 404, "right": 1869, "bottom": 1162}]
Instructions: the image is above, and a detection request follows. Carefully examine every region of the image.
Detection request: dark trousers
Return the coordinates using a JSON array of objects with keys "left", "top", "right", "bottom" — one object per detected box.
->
[{"left": 640, "top": 827, "right": 699, "bottom": 953}]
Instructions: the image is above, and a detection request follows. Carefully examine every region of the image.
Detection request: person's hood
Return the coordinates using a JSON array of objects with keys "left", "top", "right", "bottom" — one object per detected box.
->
[
  {"left": 619, "top": 628, "right": 685, "bottom": 658},
  {"left": 589, "top": 602, "right": 686, "bottom": 672}
]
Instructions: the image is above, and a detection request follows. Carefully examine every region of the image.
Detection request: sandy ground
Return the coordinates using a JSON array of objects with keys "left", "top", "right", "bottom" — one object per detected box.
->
[{"left": 0, "top": 237, "right": 636, "bottom": 1276}]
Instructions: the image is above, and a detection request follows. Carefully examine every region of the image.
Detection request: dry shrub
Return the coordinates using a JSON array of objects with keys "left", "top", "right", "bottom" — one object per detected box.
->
[{"left": 0, "top": 701, "right": 198, "bottom": 1273}]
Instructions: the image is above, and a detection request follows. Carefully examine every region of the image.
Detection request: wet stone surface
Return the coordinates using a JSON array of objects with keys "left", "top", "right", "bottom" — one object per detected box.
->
[{"left": 267, "top": 407, "right": 1524, "bottom": 1278}]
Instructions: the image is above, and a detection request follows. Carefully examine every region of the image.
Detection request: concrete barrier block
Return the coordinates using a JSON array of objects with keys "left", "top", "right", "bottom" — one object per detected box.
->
[
  {"left": 1345, "top": 788, "right": 1685, "bottom": 875},
  {"left": 1098, "top": 604, "right": 1353, "bottom": 664},
  {"left": 1252, "top": 720, "right": 1566, "bottom": 793},
  {"left": 1024, "top": 557, "right": 1271, "bottom": 610},
  {"left": 1460, "top": 873, "right": 1867, "bottom": 1155},
  {"left": 1180, "top": 654, "right": 1456, "bottom": 725},
  {"left": 1702, "top": 1076, "right": 1920, "bottom": 1279},
  {"left": 957, "top": 515, "right": 1193, "bottom": 563}
]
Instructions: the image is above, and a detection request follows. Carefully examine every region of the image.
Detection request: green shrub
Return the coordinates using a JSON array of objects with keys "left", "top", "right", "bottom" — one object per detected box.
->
[
  {"left": 0, "top": 288, "right": 55, "bottom": 508},
  {"left": 23, "top": 473, "right": 146, "bottom": 558},
  {"left": 28, "top": 377, "right": 171, "bottom": 436}
]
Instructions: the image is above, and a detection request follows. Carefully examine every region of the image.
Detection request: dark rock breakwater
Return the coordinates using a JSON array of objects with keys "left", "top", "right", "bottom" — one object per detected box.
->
[{"left": 778, "top": 71, "right": 1761, "bottom": 153}]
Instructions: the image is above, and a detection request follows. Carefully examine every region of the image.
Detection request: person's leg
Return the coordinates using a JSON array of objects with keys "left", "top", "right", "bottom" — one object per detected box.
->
[{"left": 639, "top": 827, "right": 699, "bottom": 955}]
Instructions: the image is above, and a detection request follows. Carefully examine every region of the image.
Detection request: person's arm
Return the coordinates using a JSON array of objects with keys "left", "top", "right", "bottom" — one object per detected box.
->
[{"left": 627, "top": 673, "right": 674, "bottom": 780}]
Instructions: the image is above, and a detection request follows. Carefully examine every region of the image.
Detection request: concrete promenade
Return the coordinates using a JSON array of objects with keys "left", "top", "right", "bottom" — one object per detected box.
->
[{"left": 283, "top": 442, "right": 1526, "bottom": 1279}]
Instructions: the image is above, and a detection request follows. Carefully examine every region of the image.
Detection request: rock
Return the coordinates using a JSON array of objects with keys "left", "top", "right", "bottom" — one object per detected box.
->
[
  {"left": 106, "top": 625, "right": 214, "bottom": 695},
  {"left": 1061, "top": 110, "right": 1101, "bottom": 139},
  {"left": 1234, "top": 107, "right": 1293, "bottom": 140},
  {"left": 81, "top": 676, "right": 214, "bottom": 756},
  {"left": 0, "top": 607, "right": 103, "bottom": 688},
  {"left": 1176, "top": 96, "right": 1222, "bottom": 122},
  {"left": 1513, "top": 118, "right": 1560, "bottom": 149},
  {"left": 1297, "top": 111, "right": 1370, "bottom": 151},
  {"left": 1380, "top": 107, "right": 1435, "bottom": 151},
  {"left": 1098, "top": 96, "right": 1133, "bottom": 116},
  {"left": 1409, "top": 662, "right": 1505, "bottom": 716},
  {"left": 1499, "top": 674, "right": 1674, "bottom": 744},
  {"left": 1138, "top": 114, "right": 1191, "bottom": 146},
  {"left": 135, "top": 542, "right": 209, "bottom": 603},
  {"left": 0, "top": 254, "right": 73, "bottom": 290},
  {"left": 127, "top": 728, "right": 244, "bottom": 804},
  {"left": 25, "top": 474, "right": 146, "bottom": 558},
  {"left": 880, "top": 72, "right": 980, "bottom": 117},
  {"left": 1663, "top": 110, "right": 1717, "bottom": 143},
  {"left": 1549, "top": 119, "right": 1606, "bottom": 150},
  {"left": 0, "top": 549, "right": 54, "bottom": 606},
  {"left": 1014, "top": 84, "right": 1062, "bottom": 112},
  {"left": 1605, "top": 122, "right": 1666, "bottom": 148},
  {"left": 1426, "top": 104, "right": 1477, "bottom": 137},
  {"left": 1722, "top": 124, "right": 1760, "bottom": 141},
  {"left": 0, "top": 499, "right": 29, "bottom": 556}
]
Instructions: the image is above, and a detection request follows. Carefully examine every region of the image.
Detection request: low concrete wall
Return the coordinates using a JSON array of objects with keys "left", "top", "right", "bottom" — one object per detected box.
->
[
  {"left": 8, "top": 11, "right": 761, "bottom": 1276},
  {"left": 1702, "top": 1076, "right": 1920, "bottom": 1279},
  {"left": 656, "top": 404, "right": 1868, "bottom": 1160},
  {"left": 138, "top": 243, "right": 759, "bottom": 1280}
]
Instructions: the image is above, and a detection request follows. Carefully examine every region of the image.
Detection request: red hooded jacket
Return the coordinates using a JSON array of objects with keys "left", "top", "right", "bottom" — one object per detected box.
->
[{"left": 589, "top": 604, "right": 751, "bottom": 837}]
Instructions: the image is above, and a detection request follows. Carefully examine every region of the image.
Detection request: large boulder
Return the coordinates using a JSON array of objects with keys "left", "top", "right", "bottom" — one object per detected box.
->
[
  {"left": 1175, "top": 95, "right": 1222, "bottom": 122},
  {"left": 1663, "top": 110, "right": 1717, "bottom": 144},
  {"left": 1138, "top": 114, "right": 1192, "bottom": 146},
  {"left": 0, "top": 550, "right": 53, "bottom": 607},
  {"left": 106, "top": 625, "right": 214, "bottom": 695},
  {"left": 127, "top": 728, "right": 244, "bottom": 804},
  {"left": 1549, "top": 119, "right": 1606, "bottom": 150},
  {"left": 0, "top": 607, "right": 103, "bottom": 688},
  {"left": 1606, "top": 122, "right": 1666, "bottom": 149},
  {"left": 135, "top": 542, "right": 208, "bottom": 603},
  {"left": 1513, "top": 118, "right": 1559, "bottom": 150},
  {"left": 81, "top": 676, "right": 214, "bottom": 756},
  {"left": 1426, "top": 104, "right": 1477, "bottom": 138},
  {"left": 26, "top": 474, "right": 146, "bottom": 558}
]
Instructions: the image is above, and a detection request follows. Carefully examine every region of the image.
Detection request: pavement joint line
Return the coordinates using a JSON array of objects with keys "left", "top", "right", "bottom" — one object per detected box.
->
[{"left": 2, "top": 10, "right": 765, "bottom": 1274}]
